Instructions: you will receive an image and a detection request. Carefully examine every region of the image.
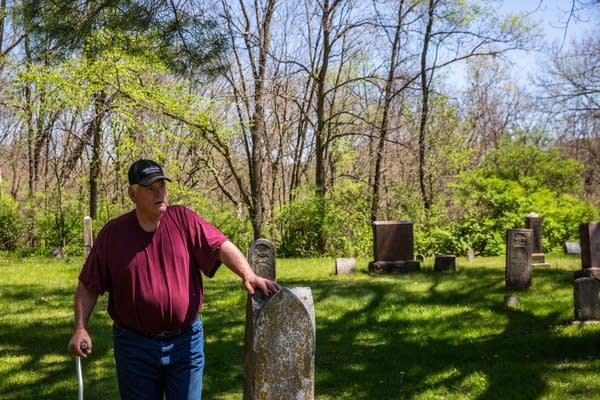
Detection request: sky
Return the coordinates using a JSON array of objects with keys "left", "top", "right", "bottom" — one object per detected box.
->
[{"left": 498, "top": 0, "right": 599, "bottom": 85}]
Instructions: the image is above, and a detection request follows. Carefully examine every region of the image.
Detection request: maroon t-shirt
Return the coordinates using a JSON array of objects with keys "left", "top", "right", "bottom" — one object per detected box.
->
[{"left": 79, "top": 205, "right": 228, "bottom": 335}]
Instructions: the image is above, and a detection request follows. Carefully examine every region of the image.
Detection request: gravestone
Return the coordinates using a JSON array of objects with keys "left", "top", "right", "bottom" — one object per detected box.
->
[
  {"left": 525, "top": 212, "right": 549, "bottom": 266},
  {"left": 467, "top": 249, "right": 476, "bottom": 262},
  {"left": 575, "top": 223, "right": 600, "bottom": 279},
  {"left": 578, "top": 222, "right": 600, "bottom": 270},
  {"left": 244, "top": 239, "right": 315, "bottom": 400},
  {"left": 434, "top": 254, "right": 456, "bottom": 272},
  {"left": 335, "top": 258, "right": 356, "bottom": 274},
  {"left": 573, "top": 277, "right": 600, "bottom": 321},
  {"left": 505, "top": 229, "right": 533, "bottom": 290},
  {"left": 83, "top": 216, "right": 93, "bottom": 259},
  {"left": 368, "top": 221, "right": 420, "bottom": 273},
  {"left": 564, "top": 242, "right": 581, "bottom": 255}
]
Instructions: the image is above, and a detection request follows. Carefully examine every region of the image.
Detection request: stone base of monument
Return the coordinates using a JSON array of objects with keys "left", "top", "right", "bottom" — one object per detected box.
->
[
  {"left": 531, "top": 253, "right": 550, "bottom": 267},
  {"left": 434, "top": 254, "right": 456, "bottom": 272},
  {"left": 574, "top": 267, "right": 600, "bottom": 280},
  {"left": 368, "top": 260, "right": 420, "bottom": 274},
  {"left": 574, "top": 277, "right": 600, "bottom": 321}
]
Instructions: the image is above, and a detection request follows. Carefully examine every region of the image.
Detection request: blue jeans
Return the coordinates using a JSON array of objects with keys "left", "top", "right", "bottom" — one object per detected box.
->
[{"left": 112, "top": 318, "right": 205, "bottom": 400}]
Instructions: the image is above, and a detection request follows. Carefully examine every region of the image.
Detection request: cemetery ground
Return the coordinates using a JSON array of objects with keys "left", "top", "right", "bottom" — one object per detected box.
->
[{"left": 2, "top": 255, "right": 600, "bottom": 400}]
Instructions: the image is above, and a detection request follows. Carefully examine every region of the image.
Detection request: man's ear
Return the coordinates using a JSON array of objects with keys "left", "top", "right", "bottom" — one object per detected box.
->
[{"left": 128, "top": 186, "right": 135, "bottom": 202}]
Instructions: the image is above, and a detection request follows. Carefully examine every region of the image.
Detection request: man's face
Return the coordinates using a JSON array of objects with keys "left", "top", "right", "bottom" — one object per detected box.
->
[{"left": 131, "top": 180, "right": 168, "bottom": 218}]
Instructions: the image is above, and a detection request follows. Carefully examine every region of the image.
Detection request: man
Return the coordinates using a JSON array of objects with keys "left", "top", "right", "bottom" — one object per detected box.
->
[{"left": 67, "top": 159, "right": 280, "bottom": 399}]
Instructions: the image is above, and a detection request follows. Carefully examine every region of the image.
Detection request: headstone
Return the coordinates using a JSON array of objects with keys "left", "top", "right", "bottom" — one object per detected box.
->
[
  {"left": 505, "top": 229, "right": 533, "bottom": 290},
  {"left": 525, "top": 212, "right": 549, "bottom": 266},
  {"left": 503, "top": 294, "right": 520, "bottom": 309},
  {"left": 335, "top": 258, "right": 356, "bottom": 274},
  {"left": 579, "top": 222, "right": 600, "bottom": 269},
  {"left": 564, "top": 242, "right": 581, "bottom": 255},
  {"left": 368, "top": 221, "right": 420, "bottom": 273},
  {"left": 248, "top": 238, "right": 276, "bottom": 280},
  {"left": 244, "top": 239, "right": 315, "bottom": 400},
  {"left": 467, "top": 249, "right": 475, "bottom": 262},
  {"left": 244, "top": 287, "right": 315, "bottom": 400},
  {"left": 434, "top": 254, "right": 456, "bottom": 272},
  {"left": 573, "top": 277, "right": 600, "bottom": 321},
  {"left": 83, "top": 216, "right": 93, "bottom": 259}
]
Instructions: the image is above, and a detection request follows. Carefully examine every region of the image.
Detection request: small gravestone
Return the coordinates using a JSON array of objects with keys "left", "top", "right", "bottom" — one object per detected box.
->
[
  {"left": 248, "top": 238, "right": 276, "bottom": 280},
  {"left": 504, "top": 294, "right": 520, "bottom": 309},
  {"left": 434, "top": 254, "right": 456, "bottom": 272},
  {"left": 573, "top": 277, "right": 600, "bottom": 321},
  {"left": 244, "top": 239, "right": 315, "bottom": 400},
  {"left": 525, "top": 212, "right": 549, "bottom": 266},
  {"left": 564, "top": 242, "right": 581, "bottom": 255},
  {"left": 368, "top": 221, "right": 420, "bottom": 273},
  {"left": 467, "top": 249, "right": 475, "bottom": 262},
  {"left": 335, "top": 258, "right": 356, "bottom": 274},
  {"left": 505, "top": 229, "right": 533, "bottom": 290}
]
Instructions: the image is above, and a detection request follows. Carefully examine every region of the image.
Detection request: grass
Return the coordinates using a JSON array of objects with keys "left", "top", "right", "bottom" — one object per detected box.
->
[{"left": 2, "top": 254, "right": 600, "bottom": 399}]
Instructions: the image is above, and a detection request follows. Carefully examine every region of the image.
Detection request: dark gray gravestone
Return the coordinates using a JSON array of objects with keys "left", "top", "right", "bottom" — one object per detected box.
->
[
  {"left": 245, "top": 287, "right": 315, "bottom": 400},
  {"left": 335, "top": 258, "right": 356, "bottom": 274},
  {"left": 434, "top": 254, "right": 456, "bottom": 272},
  {"left": 505, "top": 229, "right": 533, "bottom": 290},
  {"left": 579, "top": 222, "right": 600, "bottom": 270},
  {"left": 368, "top": 221, "right": 420, "bottom": 273},
  {"left": 525, "top": 212, "right": 548, "bottom": 265},
  {"left": 574, "top": 277, "right": 600, "bottom": 321}
]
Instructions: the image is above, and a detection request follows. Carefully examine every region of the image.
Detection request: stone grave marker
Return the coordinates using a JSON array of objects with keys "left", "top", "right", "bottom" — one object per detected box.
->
[
  {"left": 368, "top": 220, "right": 420, "bottom": 273},
  {"left": 525, "top": 212, "right": 549, "bottom": 266},
  {"left": 335, "top": 257, "right": 356, "bottom": 274},
  {"left": 505, "top": 229, "right": 533, "bottom": 290},
  {"left": 573, "top": 277, "right": 600, "bottom": 321},
  {"left": 579, "top": 222, "right": 600, "bottom": 270},
  {"left": 434, "top": 254, "right": 456, "bottom": 272},
  {"left": 244, "top": 239, "right": 315, "bottom": 400},
  {"left": 564, "top": 242, "right": 581, "bottom": 255}
]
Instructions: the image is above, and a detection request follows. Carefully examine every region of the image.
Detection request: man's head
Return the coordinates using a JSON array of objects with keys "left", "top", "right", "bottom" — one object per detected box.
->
[{"left": 127, "top": 159, "right": 171, "bottom": 220}]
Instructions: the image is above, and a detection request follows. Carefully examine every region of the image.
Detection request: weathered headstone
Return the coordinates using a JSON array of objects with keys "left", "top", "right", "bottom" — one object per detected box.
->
[
  {"left": 525, "top": 212, "right": 549, "bottom": 266},
  {"left": 83, "top": 216, "right": 93, "bottom": 259},
  {"left": 248, "top": 238, "right": 276, "bottom": 280},
  {"left": 434, "top": 254, "right": 456, "bottom": 272},
  {"left": 505, "top": 229, "right": 533, "bottom": 290},
  {"left": 467, "top": 249, "right": 476, "bottom": 262},
  {"left": 244, "top": 239, "right": 315, "bottom": 400},
  {"left": 573, "top": 277, "right": 600, "bottom": 321},
  {"left": 335, "top": 258, "right": 356, "bottom": 275},
  {"left": 503, "top": 294, "right": 520, "bottom": 309},
  {"left": 564, "top": 242, "right": 581, "bottom": 255},
  {"left": 368, "top": 221, "right": 420, "bottom": 273}
]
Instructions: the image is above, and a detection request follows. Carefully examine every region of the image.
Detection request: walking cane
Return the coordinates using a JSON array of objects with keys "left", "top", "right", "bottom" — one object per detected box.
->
[{"left": 76, "top": 342, "right": 88, "bottom": 400}]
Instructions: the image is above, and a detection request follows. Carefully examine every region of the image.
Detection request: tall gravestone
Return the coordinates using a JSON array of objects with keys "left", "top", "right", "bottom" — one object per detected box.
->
[
  {"left": 573, "top": 222, "right": 600, "bottom": 320},
  {"left": 505, "top": 229, "right": 533, "bottom": 290},
  {"left": 244, "top": 239, "right": 315, "bottom": 400},
  {"left": 525, "top": 212, "right": 548, "bottom": 266},
  {"left": 368, "top": 221, "right": 420, "bottom": 273}
]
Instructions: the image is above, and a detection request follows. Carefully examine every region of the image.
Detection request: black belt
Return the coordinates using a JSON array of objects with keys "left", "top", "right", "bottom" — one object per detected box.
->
[{"left": 147, "top": 329, "right": 183, "bottom": 340}]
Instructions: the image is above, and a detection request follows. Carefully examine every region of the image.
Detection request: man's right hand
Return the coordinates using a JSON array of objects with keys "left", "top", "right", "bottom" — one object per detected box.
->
[{"left": 68, "top": 328, "right": 92, "bottom": 358}]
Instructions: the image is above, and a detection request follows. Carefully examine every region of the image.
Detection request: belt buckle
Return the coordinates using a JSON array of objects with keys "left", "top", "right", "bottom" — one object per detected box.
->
[{"left": 153, "top": 329, "right": 181, "bottom": 339}]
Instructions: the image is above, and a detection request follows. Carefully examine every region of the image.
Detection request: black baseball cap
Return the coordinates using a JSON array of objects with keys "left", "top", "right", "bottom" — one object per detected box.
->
[{"left": 128, "top": 159, "right": 172, "bottom": 186}]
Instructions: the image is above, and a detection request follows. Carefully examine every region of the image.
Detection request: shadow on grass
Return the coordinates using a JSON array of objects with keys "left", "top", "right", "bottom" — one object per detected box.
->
[
  {"left": 3, "top": 264, "right": 600, "bottom": 400},
  {"left": 0, "top": 283, "right": 117, "bottom": 400}
]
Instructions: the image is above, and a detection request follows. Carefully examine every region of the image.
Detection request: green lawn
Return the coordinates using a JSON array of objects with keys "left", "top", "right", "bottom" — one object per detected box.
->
[{"left": 1, "top": 254, "right": 600, "bottom": 399}]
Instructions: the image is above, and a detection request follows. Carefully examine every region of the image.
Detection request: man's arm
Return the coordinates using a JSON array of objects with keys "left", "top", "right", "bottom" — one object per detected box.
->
[
  {"left": 219, "top": 240, "right": 280, "bottom": 296},
  {"left": 67, "top": 281, "right": 98, "bottom": 358}
]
